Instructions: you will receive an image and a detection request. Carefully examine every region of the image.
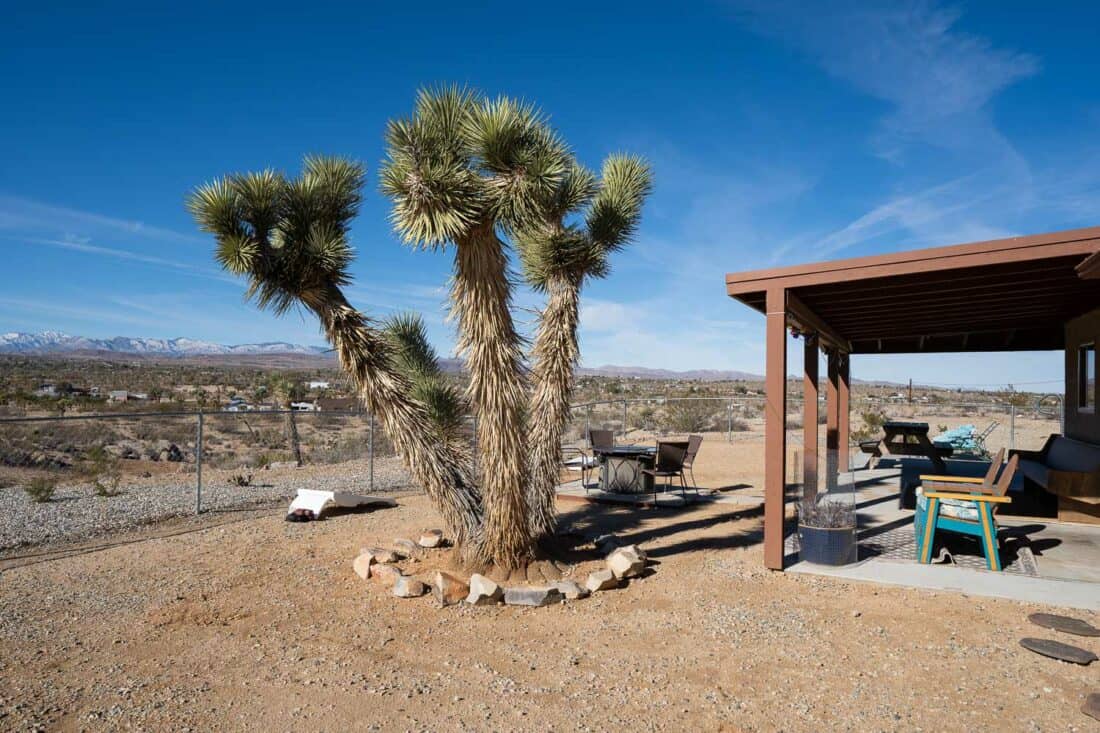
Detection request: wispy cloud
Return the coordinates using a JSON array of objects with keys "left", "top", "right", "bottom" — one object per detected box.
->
[
  {"left": 15, "top": 235, "right": 236, "bottom": 283},
  {"left": 0, "top": 194, "right": 204, "bottom": 245},
  {"left": 730, "top": 0, "right": 1039, "bottom": 163}
]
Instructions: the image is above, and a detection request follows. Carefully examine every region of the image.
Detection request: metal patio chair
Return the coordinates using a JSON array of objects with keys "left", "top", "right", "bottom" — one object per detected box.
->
[
  {"left": 682, "top": 434, "right": 703, "bottom": 489},
  {"left": 642, "top": 440, "right": 688, "bottom": 504}
]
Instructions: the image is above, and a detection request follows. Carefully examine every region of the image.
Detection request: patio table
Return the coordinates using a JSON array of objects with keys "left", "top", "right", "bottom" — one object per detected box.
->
[
  {"left": 594, "top": 441, "right": 690, "bottom": 494},
  {"left": 881, "top": 420, "right": 953, "bottom": 473},
  {"left": 594, "top": 445, "right": 656, "bottom": 493}
]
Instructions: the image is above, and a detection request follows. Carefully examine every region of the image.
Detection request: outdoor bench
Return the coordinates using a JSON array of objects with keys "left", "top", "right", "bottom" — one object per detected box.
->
[{"left": 1010, "top": 434, "right": 1100, "bottom": 522}]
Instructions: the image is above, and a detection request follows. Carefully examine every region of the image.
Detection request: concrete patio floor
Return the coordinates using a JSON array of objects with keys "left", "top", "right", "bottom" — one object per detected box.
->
[{"left": 557, "top": 464, "right": 1100, "bottom": 610}]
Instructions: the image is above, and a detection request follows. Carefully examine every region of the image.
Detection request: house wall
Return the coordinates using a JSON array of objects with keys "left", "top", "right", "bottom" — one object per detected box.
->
[{"left": 1065, "top": 307, "right": 1100, "bottom": 444}]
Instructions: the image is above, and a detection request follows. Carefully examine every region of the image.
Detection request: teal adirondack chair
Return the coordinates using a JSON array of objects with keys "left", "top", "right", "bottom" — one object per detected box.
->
[{"left": 914, "top": 452, "right": 1017, "bottom": 571}]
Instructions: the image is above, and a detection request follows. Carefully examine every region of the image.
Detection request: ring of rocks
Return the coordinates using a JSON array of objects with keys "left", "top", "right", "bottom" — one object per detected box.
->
[{"left": 352, "top": 530, "right": 650, "bottom": 608}]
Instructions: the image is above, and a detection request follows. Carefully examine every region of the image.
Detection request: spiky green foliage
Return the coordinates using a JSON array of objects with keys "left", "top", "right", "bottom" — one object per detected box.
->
[
  {"left": 517, "top": 156, "right": 652, "bottom": 292},
  {"left": 383, "top": 312, "right": 466, "bottom": 439},
  {"left": 187, "top": 157, "right": 363, "bottom": 315},
  {"left": 380, "top": 86, "right": 573, "bottom": 248}
]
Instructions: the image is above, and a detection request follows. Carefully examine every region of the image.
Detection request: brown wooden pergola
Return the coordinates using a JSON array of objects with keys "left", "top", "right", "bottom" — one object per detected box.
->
[{"left": 725, "top": 226, "right": 1100, "bottom": 569}]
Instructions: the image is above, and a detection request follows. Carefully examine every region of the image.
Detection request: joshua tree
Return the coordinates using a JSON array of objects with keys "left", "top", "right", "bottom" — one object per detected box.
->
[{"left": 188, "top": 87, "right": 650, "bottom": 571}]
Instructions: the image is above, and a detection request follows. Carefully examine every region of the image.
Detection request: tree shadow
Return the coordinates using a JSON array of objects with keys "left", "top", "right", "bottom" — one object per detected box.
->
[{"left": 555, "top": 500, "right": 766, "bottom": 562}]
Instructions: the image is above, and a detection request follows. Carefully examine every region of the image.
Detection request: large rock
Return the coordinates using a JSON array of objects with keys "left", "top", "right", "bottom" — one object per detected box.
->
[
  {"left": 418, "top": 529, "right": 444, "bottom": 548},
  {"left": 360, "top": 547, "right": 401, "bottom": 564},
  {"left": 465, "top": 574, "right": 503, "bottom": 606},
  {"left": 392, "top": 576, "right": 428, "bottom": 598},
  {"left": 584, "top": 569, "right": 620, "bottom": 592},
  {"left": 371, "top": 564, "right": 403, "bottom": 588},
  {"left": 607, "top": 546, "right": 646, "bottom": 579},
  {"left": 552, "top": 579, "right": 589, "bottom": 601},
  {"left": 432, "top": 571, "right": 469, "bottom": 607},
  {"left": 352, "top": 552, "right": 374, "bottom": 580},
  {"left": 393, "top": 538, "right": 423, "bottom": 559},
  {"left": 504, "top": 586, "right": 564, "bottom": 607}
]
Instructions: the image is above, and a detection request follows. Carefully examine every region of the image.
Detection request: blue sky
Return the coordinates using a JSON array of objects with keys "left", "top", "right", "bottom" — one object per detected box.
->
[{"left": 2, "top": 1, "right": 1098, "bottom": 388}]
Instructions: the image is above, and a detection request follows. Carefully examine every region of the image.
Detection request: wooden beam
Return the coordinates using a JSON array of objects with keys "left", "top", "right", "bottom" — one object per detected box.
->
[
  {"left": 1078, "top": 250, "right": 1100, "bottom": 279},
  {"left": 838, "top": 353, "right": 851, "bottom": 476},
  {"left": 764, "top": 287, "right": 788, "bottom": 571},
  {"left": 803, "top": 334, "right": 819, "bottom": 503},
  {"left": 786, "top": 291, "right": 851, "bottom": 353},
  {"left": 826, "top": 350, "right": 840, "bottom": 489}
]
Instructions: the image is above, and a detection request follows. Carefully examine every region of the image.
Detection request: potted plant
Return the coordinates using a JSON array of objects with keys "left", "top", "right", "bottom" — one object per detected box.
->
[{"left": 797, "top": 496, "right": 857, "bottom": 565}]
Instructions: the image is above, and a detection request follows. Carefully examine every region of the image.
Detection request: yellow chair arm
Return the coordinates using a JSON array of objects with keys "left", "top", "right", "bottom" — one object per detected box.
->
[
  {"left": 919, "top": 475, "right": 985, "bottom": 484},
  {"left": 923, "top": 491, "right": 1011, "bottom": 503}
]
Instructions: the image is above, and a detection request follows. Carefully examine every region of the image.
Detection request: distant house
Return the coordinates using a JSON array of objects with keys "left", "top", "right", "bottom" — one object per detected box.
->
[
  {"left": 317, "top": 397, "right": 358, "bottom": 412},
  {"left": 306, "top": 380, "right": 331, "bottom": 390},
  {"left": 108, "top": 390, "right": 129, "bottom": 402},
  {"left": 290, "top": 401, "right": 318, "bottom": 412},
  {"left": 33, "top": 384, "right": 58, "bottom": 398}
]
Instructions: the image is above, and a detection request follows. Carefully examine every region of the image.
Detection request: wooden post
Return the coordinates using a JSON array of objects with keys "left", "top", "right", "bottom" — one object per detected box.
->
[
  {"left": 839, "top": 353, "right": 851, "bottom": 475},
  {"left": 826, "top": 350, "right": 840, "bottom": 491},
  {"left": 764, "top": 287, "right": 788, "bottom": 570},
  {"left": 802, "top": 334, "right": 819, "bottom": 502}
]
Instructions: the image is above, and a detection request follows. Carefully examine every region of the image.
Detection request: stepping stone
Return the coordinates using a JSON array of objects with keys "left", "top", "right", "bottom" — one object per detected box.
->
[
  {"left": 1083, "top": 692, "right": 1100, "bottom": 722},
  {"left": 1019, "top": 638, "right": 1098, "bottom": 665},
  {"left": 1028, "top": 613, "right": 1100, "bottom": 637}
]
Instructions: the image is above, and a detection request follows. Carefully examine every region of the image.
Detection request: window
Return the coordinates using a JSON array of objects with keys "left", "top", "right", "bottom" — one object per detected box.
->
[{"left": 1080, "top": 343, "right": 1096, "bottom": 410}]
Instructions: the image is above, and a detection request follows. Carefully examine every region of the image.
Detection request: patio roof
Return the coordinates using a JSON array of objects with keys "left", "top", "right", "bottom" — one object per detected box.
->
[{"left": 726, "top": 226, "right": 1100, "bottom": 354}]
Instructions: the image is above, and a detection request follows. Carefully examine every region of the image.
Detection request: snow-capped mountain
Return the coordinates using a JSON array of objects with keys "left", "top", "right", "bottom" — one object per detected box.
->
[{"left": 0, "top": 331, "right": 327, "bottom": 356}]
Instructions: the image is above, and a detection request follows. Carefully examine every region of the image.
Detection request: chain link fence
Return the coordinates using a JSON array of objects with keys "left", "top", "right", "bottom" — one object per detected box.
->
[{"left": 0, "top": 395, "right": 1063, "bottom": 551}]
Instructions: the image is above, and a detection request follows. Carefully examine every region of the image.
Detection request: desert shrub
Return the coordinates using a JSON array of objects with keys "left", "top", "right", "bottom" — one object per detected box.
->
[
  {"left": 850, "top": 409, "right": 887, "bottom": 442},
  {"left": 729, "top": 417, "right": 750, "bottom": 432},
  {"left": 664, "top": 399, "right": 719, "bottom": 433},
  {"left": 798, "top": 497, "right": 854, "bottom": 528},
  {"left": 229, "top": 472, "right": 253, "bottom": 487},
  {"left": 25, "top": 476, "right": 57, "bottom": 503}
]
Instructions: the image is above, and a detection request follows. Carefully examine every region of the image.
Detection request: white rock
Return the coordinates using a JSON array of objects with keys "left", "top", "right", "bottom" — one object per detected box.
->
[
  {"left": 504, "top": 586, "right": 564, "bottom": 607},
  {"left": 392, "top": 576, "right": 428, "bottom": 598},
  {"left": 418, "top": 529, "right": 444, "bottom": 548},
  {"left": 553, "top": 579, "right": 589, "bottom": 600},
  {"left": 359, "top": 547, "right": 400, "bottom": 564},
  {"left": 465, "top": 574, "right": 504, "bottom": 605},
  {"left": 584, "top": 569, "right": 620, "bottom": 592},
  {"left": 607, "top": 546, "right": 646, "bottom": 579},
  {"left": 352, "top": 552, "right": 374, "bottom": 580}
]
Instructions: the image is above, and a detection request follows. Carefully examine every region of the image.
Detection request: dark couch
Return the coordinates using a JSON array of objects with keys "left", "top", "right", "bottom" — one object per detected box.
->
[{"left": 1011, "top": 435, "right": 1100, "bottom": 520}]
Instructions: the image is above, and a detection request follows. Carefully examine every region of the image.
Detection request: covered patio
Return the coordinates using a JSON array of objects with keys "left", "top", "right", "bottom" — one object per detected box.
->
[{"left": 725, "top": 226, "right": 1100, "bottom": 602}]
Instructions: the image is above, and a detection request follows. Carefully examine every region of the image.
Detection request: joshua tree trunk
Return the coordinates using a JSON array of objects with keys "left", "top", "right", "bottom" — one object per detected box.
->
[
  {"left": 300, "top": 285, "right": 488, "bottom": 564},
  {"left": 526, "top": 275, "right": 581, "bottom": 538},
  {"left": 451, "top": 225, "right": 532, "bottom": 569}
]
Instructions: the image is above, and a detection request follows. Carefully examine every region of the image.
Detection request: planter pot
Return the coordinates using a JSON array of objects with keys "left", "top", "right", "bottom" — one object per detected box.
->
[{"left": 798, "top": 524, "right": 857, "bottom": 566}]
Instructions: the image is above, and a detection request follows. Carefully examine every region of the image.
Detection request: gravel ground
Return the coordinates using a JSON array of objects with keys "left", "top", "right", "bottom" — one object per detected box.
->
[
  {"left": 2, "top": 496, "right": 1098, "bottom": 731},
  {"left": 0, "top": 457, "right": 414, "bottom": 552}
]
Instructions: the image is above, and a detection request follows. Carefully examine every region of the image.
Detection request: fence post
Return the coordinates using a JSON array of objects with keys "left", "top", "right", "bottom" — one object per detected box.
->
[
  {"left": 622, "top": 400, "right": 628, "bottom": 438},
  {"left": 368, "top": 412, "right": 375, "bottom": 492},
  {"left": 585, "top": 405, "right": 591, "bottom": 440},
  {"left": 727, "top": 399, "right": 733, "bottom": 442},
  {"left": 1009, "top": 404, "right": 1016, "bottom": 451},
  {"left": 195, "top": 411, "right": 204, "bottom": 515}
]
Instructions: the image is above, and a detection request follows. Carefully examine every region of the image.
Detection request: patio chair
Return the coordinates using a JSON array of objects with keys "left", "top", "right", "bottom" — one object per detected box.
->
[
  {"left": 588, "top": 429, "right": 614, "bottom": 452},
  {"left": 561, "top": 446, "right": 598, "bottom": 491},
  {"left": 682, "top": 434, "right": 703, "bottom": 489},
  {"left": 914, "top": 453, "right": 1018, "bottom": 571},
  {"left": 642, "top": 441, "right": 688, "bottom": 504}
]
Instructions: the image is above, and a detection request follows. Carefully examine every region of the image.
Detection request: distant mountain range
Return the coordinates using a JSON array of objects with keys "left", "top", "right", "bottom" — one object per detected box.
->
[
  {"left": 0, "top": 331, "right": 327, "bottom": 357},
  {"left": 0, "top": 331, "right": 764, "bottom": 380}
]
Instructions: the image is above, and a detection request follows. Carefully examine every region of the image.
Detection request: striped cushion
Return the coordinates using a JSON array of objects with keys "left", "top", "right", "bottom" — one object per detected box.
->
[{"left": 916, "top": 487, "right": 979, "bottom": 522}]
